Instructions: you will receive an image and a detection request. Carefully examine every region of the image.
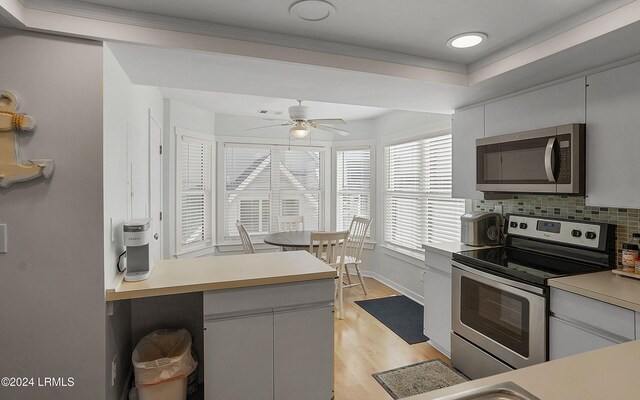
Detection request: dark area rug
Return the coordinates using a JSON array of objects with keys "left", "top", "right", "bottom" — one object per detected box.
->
[
  {"left": 373, "top": 359, "right": 469, "bottom": 399},
  {"left": 355, "top": 295, "right": 429, "bottom": 344}
]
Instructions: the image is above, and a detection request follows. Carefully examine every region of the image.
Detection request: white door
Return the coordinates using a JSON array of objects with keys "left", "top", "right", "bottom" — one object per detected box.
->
[{"left": 149, "top": 111, "right": 162, "bottom": 262}]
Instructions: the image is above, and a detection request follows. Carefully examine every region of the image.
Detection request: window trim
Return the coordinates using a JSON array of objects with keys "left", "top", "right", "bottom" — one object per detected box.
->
[
  {"left": 216, "top": 135, "right": 332, "bottom": 245},
  {"left": 175, "top": 127, "right": 215, "bottom": 256},
  {"left": 382, "top": 129, "right": 464, "bottom": 252},
  {"left": 332, "top": 142, "right": 376, "bottom": 240}
]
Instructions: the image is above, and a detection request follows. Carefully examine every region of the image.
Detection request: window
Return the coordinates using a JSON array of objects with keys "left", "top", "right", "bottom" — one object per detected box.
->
[
  {"left": 336, "top": 147, "right": 371, "bottom": 233},
  {"left": 384, "top": 133, "right": 465, "bottom": 253},
  {"left": 224, "top": 143, "right": 325, "bottom": 240},
  {"left": 176, "top": 129, "right": 213, "bottom": 253}
]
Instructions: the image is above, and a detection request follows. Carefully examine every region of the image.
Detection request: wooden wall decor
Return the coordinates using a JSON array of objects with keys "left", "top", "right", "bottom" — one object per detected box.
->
[{"left": 0, "top": 90, "right": 54, "bottom": 188}]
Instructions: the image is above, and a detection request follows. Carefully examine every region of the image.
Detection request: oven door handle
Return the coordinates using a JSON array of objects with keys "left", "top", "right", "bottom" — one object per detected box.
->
[
  {"left": 544, "top": 137, "right": 558, "bottom": 183},
  {"left": 451, "top": 261, "right": 545, "bottom": 295}
]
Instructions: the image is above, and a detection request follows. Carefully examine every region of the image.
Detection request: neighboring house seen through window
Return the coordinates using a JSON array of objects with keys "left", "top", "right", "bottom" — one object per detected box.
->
[{"left": 224, "top": 143, "right": 325, "bottom": 240}]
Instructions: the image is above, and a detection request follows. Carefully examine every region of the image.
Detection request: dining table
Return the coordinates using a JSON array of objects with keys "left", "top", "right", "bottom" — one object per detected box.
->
[{"left": 263, "top": 230, "right": 315, "bottom": 250}]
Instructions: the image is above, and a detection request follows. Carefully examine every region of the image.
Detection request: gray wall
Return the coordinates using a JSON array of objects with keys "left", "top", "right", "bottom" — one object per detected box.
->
[{"left": 0, "top": 28, "right": 105, "bottom": 399}]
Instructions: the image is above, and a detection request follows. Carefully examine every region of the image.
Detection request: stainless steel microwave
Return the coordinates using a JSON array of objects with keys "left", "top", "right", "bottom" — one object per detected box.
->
[{"left": 476, "top": 124, "right": 585, "bottom": 194}]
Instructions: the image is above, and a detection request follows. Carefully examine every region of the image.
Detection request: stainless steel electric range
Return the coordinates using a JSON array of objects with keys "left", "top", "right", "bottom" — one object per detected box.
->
[{"left": 450, "top": 214, "right": 616, "bottom": 380}]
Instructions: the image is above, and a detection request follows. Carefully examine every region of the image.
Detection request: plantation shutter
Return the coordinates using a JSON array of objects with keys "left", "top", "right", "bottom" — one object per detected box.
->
[
  {"left": 336, "top": 148, "right": 371, "bottom": 232},
  {"left": 384, "top": 133, "right": 465, "bottom": 252},
  {"left": 224, "top": 143, "right": 325, "bottom": 240},
  {"left": 178, "top": 133, "right": 213, "bottom": 251}
]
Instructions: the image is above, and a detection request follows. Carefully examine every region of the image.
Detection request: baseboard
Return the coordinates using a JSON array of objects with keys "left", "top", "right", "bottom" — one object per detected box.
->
[{"left": 361, "top": 270, "right": 424, "bottom": 305}]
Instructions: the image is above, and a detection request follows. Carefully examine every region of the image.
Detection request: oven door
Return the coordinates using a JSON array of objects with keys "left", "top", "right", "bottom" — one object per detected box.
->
[
  {"left": 451, "top": 261, "right": 547, "bottom": 369},
  {"left": 476, "top": 124, "right": 583, "bottom": 194}
]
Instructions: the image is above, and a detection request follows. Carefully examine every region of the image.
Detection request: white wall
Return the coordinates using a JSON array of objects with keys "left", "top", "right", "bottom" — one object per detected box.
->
[
  {"left": 0, "top": 27, "right": 105, "bottom": 400},
  {"left": 163, "top": 100, "right": 216, "bottom": 258}
]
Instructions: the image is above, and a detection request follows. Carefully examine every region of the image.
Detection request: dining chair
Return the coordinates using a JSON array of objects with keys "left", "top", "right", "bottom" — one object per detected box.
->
[
  {"left": 309, "top": 230, "right": 349, "bottom": 319},
  {"left": 341, "top": 216, "right": 373, "bottom": 295},
  {"left": 276, "top": 215, "right": 304, "bottom": 232},
  {"left": 236, "top": 220, "right": 255, "bottom": 254}
]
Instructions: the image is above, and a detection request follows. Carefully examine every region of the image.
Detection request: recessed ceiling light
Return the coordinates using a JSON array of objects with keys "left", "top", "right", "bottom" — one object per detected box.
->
[
  {"left": 447, "top": 33, "right": 487, "bottom": 49},
  {"left": 289, "top": 0, "right": 336, "bottom": 22}
]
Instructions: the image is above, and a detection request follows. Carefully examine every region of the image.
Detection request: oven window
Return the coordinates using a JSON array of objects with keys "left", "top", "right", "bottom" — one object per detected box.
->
[{"left": 460, "top": 276, "right": 530, "bottom": 358}]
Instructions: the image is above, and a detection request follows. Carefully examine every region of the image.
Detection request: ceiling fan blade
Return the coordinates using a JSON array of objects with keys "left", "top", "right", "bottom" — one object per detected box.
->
[
  {"left": 313, "top": 124, "right": 351, "bottom": 136},
  {"left": 246, "top": 123, "right": 292, "bottom": 131},
  {"left": 309, "top": 118, "right": 346, "bottom": 125}
]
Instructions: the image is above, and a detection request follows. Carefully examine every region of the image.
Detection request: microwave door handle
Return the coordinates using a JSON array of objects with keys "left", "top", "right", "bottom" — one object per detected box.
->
[{"left": 544, "top": 137, "right": 557, "bottom": 183}]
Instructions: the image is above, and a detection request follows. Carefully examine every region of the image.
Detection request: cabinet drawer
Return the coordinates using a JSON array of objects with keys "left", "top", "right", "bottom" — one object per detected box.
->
[
  {"left": 550, "top": 288, "right": 635, "bottom": 341},
  {"left": 204, "top": 279, "right": 334, "bottom": 317},
  {"left": 549, "top": 316, "right": 620, "bottom": 360}
]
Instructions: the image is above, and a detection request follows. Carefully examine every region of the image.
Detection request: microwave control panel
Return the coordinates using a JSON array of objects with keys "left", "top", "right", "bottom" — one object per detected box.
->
[{"left": 506, "top": 215, "right": 601, "bottom": 249}]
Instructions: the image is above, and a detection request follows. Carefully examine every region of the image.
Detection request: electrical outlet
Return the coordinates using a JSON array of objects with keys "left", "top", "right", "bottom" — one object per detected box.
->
[
  {"left": 111, "top": 355, "right": 117, "bottom": 387},
  {"left": 492, "top": 205, "right": 503, "bottom": 215}
]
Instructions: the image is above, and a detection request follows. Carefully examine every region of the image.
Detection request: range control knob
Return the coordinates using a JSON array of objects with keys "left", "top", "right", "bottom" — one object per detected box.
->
[
  {"left": 571, "top": 229, "right": 582, "bottom": 238},
  {"left": 585, "top": 231, "right": 597, "bottom": 240},
  {"left": 519, "top": 223, "right": 528, "bottom": 229},
  {"left": 510, "top": 221, "right": 518, "bottom": 228}
]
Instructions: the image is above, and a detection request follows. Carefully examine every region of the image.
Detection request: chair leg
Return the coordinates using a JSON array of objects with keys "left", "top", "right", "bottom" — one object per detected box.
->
[
  {"left": 355, "top": 265, "right": 367, "bottom": 295},
  {"left": 337, "top": 266, "right": 344, "bottom": 320},
  {"left": 344, "top": 265, "right": 352, "bottom": 285}
]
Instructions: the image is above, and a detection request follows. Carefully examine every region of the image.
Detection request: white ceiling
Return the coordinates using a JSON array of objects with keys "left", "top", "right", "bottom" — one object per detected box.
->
[
  {"left": 80, "top": 0, "right": 608, "bottom": 65},
  {"left": 159, "top": 88, "right": 391, "bottom": 121}
]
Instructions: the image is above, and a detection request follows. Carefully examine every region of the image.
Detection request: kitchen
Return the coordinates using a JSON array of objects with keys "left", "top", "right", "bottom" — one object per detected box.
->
[{"left": 2, "top": 1, "right": 640, "bottom": 400}]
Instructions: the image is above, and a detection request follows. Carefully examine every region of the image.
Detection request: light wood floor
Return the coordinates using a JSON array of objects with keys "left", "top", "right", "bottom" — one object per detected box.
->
[{"left": 334, "top": 277, "right": 450, "bottom": 399}]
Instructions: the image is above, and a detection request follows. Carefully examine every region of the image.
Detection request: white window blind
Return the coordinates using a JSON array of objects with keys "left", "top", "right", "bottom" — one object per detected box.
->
[
  {"left": 384, "top": 134, "right": 465, "bottom": 252},
  {"left": 224, "top": 143, "right": 325, "bottom": 240},
  {"left": 177, "top": 132, "right": 213, "bottom": 252},
  {"left": 336, "top": 148, "right": 371, "bottom": 232}
]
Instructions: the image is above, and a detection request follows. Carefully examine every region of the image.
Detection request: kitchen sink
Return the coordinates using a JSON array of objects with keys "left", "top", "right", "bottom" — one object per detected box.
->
[{"left": 432, "top": 381, "right": 541, "bottom": 400}]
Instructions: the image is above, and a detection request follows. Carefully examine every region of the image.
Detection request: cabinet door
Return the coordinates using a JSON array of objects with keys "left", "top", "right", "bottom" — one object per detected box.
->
[
  {"left": 485, "top": 78, "right": 586, "bottom": 137},
  {"left": 204, "top": 314, "right": 274, "bottom": 400},
  {"left": 452, "top": 105, "right": 485, "bottom": 200},
  {"left": 274, "top": 306, "right": 333, "bottom": 400},
  {"left": 549, "top": 316, "right": 619, "bottom": 360},
  {"left": 424, "top": 267, "right": 452, "bottom": 357},
  {"left": 586, "top": 61, "right": 640, "bottom": 207}
]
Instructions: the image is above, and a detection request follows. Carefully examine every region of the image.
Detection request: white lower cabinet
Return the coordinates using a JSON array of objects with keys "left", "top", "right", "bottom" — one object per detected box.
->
[
  {"left": 549, "top": 287, "right": 635, "bottom": 360},
  {"left": 424, "top": 251, "right": 453, "bottom": 357},
  {"left": 203, "top": 280, "right": 334, "bottom": 400}
]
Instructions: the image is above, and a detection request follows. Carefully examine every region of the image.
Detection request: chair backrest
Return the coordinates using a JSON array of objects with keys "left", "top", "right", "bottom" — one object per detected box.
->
[
  {"left": 309, "top": 231, "right": 349, "bottom": 268},
  {"left": 276, "top": 215, "right": 304, "bottom": 232},
  {"left": 236, "top": 220, "right": 255, "bottom": 254},
  {"left": 345, "top": 216, "right": 373, "bottom": 261}
]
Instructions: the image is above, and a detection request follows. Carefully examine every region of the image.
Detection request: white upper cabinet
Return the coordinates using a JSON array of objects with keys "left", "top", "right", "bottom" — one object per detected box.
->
[
  {"left": 452, "top": 106, "right": 484, "bottom": 200},
  {"left": 485, "top": 78, "right": 586, "bottom": 137},
  {"left": 585, "top": 61, "right": 640, "bottom": 208}
]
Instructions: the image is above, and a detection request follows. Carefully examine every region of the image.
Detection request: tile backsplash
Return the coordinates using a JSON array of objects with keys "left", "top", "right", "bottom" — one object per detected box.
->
[{"left": 473, "top": 195, "right": 640, "bottom": 267}]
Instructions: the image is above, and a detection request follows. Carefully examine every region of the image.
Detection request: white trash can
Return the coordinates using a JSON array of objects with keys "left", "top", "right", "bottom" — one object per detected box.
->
[{"left": 132, "top": 329, "right": 197, "bottom": 400}]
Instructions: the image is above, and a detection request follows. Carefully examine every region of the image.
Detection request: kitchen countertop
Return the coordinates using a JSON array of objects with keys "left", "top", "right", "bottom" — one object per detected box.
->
[
  {"left": 549, "top": 270, "right": 640, "bottom": 312},
  {"left": 105, "top": 251, "right": 337, "bottom": 301},
  {"left": 407, "top": 339, "right": 640, "bottom": 400},
  {"left": 422, "top": 241, "right": 494, "bottom": 257}
]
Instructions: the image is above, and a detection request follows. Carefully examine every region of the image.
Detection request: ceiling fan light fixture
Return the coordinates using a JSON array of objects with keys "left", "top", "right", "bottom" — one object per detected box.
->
[{"left": 290, "top": 122, "right": 310, "bottom": 138}]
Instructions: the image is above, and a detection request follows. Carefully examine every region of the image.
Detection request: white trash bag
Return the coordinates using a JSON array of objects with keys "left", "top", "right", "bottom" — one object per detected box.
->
[{"left": 132, "top": 329, "right": 197, "bottom": 387}]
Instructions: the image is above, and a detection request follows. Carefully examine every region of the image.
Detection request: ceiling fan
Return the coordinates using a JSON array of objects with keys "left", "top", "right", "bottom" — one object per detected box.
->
[{"left": 247, "top": 100, "right": 350, "bottom": 138}]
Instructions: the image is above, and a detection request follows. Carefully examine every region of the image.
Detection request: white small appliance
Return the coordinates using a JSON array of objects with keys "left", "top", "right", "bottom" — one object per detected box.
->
[{"left": 123, "top": 218, "right": 153, "bottom": 282}]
